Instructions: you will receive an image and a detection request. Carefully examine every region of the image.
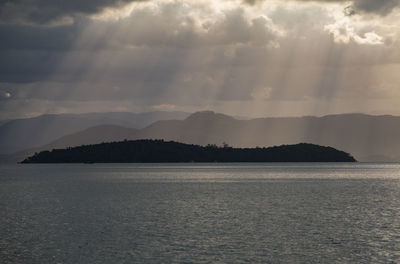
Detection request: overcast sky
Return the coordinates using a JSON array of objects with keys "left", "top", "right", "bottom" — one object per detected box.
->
[{"left": 1, "top": 0, "right": 400, "bottom": 119}]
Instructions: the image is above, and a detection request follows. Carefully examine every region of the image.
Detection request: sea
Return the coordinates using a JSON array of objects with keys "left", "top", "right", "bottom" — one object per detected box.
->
[{"left": 1, "top": 163, "right": 400, "bottom": 263}]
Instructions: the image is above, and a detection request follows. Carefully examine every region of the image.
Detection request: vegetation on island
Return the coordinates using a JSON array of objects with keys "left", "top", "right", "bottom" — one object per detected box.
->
[{"left": 21, "top": 139, "right": 356, "bottom": 163}]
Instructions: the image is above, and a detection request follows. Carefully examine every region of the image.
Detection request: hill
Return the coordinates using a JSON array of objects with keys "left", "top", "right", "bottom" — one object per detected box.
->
[
  {"left": 21, "top": 140, "right": 356, "bottom": 163},
  {"left": 0, "top": 111, "right": 188, "bottom": 154},
  {"left": 7, "top": 111, "right": 400, "bottom": 162},
  {"left": 21, "top": 111, "right": 400, "bottom": 161}
]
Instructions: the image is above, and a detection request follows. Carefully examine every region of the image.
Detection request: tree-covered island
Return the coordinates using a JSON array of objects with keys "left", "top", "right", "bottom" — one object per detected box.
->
[{"left": 21, "top": 139, "right": 356, "bottom": 163}]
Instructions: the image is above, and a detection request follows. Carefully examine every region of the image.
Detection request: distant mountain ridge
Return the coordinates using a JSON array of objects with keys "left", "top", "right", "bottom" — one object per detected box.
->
[
  {"left": 0, "top": 111, "right": 189, "bottom": 154},
  {"left": 9, "top": 111, "right": 400, "bottom": 162},
  {"left": 21, "top": 140, "right": 356, "bottom": 163}
]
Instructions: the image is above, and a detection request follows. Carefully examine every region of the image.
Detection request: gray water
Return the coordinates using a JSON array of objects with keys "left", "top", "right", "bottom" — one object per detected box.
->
[{"left": 1, "top": 163, "right": 400, "bottom": 263}]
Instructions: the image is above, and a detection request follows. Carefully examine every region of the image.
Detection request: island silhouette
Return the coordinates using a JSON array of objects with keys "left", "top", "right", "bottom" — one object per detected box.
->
[{"left": 21, "top": 139, "right": 356, "bottom": 163}]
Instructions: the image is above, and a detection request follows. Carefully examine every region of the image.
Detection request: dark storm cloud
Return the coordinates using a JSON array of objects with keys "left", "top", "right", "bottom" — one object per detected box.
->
[
  {"left": 352, "top": 0, "right": 400, "bottom": 15},
  {"left": 243, "top": 0, "right": 400, "bottom": 16},
  {"left": 0, "top": 0, "right": 146, "bottom": 25},
  {"left": 0, "top": 22, "right": 81, "bottom": 50}
]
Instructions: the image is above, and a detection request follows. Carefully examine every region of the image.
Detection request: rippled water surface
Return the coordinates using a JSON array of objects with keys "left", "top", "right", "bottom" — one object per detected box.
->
[{"left": 1, "top": 163, "right": 400, "bottom": 263}]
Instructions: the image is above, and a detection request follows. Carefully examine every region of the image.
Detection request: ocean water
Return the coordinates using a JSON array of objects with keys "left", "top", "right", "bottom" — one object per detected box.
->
[{"left": 1, "top": 163, "right": 400, "bottom": 263}]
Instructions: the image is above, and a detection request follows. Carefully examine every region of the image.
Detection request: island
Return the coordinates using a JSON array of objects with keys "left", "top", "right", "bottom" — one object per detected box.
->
[{"left": 20, "top": 139, "right": 356, "bottom": 163}]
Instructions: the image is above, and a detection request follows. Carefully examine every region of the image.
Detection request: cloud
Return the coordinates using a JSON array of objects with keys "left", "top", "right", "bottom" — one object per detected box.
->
[
  {"left": 324, "top": 20, "right": 385, "bottom": 45},
  {"left": 152, "top": 104, "right": 178, "bottom": 111},
  {"left": 0, "top": 0, "right": 146, "bottom": 25},
  {"left": 351, "top": 0, "right": 400, "bottom": 16},
  {"left": 319, "top": 0, "right": 400, "bottom": 16},
  {"left": 0, "top": 0, "right": 399, "bottom": 118},
  {"left": 1, "top": 0, "right": 399, "bottom": 28},
  {"left": 250, "top": 87, "right": 273, "bottom": 100},
  {"left": 354, "top": 32, "right": 384, "bottom": 45},
  {"left": 243, "top": 0, "right": 400, "bottom": 17},
  {"left": 242, "top": 0, "right": 262, "bottom": 5}
]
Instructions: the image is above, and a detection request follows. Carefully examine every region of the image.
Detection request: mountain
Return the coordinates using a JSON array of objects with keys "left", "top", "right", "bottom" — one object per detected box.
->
[
  {"left": 21, "top": 140, "right": 356, "bottom": 163},
  {"left": 0, "top": 111, "right": 189, "bottom": 154},
  {"left": 9, "top": 111, "right": 400, "bottom": 162}
]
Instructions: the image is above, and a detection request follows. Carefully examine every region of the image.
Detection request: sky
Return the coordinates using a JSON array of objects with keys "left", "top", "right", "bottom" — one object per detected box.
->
[{"left": 1, "top": 0, "right": 400, "bottom": 119}]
